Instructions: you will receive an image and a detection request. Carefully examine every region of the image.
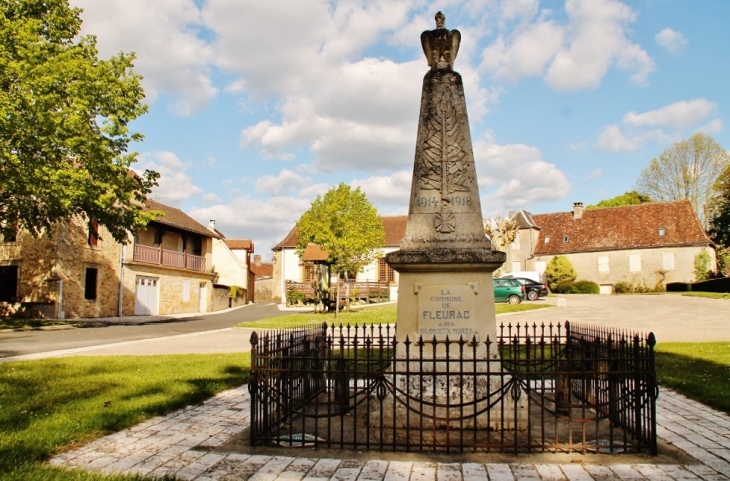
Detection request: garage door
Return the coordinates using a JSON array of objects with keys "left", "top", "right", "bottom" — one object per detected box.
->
[{"left": 135, "top": 276, "right": 159, "bottom": 315}]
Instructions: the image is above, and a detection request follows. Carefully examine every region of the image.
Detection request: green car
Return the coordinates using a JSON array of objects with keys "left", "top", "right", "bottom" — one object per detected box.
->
[{"left": 493, "top": 278, "right": 526, "bottom": 304}]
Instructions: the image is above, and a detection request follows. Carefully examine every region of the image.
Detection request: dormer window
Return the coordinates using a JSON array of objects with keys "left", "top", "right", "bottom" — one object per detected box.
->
[
  {"left": 563, "top": 235, "right": 569, "bottom": 243},
  {"left": 544, "top": 236, "right": 550, "bottom": 244},
  {"left": 658, "top": 227, "right": 666, "bottom": 237}
]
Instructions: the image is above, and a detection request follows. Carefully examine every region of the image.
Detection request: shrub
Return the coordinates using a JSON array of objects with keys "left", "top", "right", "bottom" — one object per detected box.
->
[
  {"left": 694, "top": 251, "right": 712, "bottom": 282},
  {"left": 552, "top": 280, "right": 599, "bottom": 294},
  {"left": 545, "top": 256, "right": 577, "bottom": 291},
  {"left": 287, "top": 288, "right": 305, "bottom": 305},
  {"left": 613, "top": 281, "right": 633, "bottom": 294}
]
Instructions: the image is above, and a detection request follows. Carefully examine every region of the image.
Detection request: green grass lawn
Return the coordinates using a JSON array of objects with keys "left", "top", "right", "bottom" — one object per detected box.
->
[
  {"left": 655, "top": 342, "right": 730, "bottom": 414},
  {"left": 236, "top": 301, "right": 552, "bottom": 329},
  {"left": 0, "top": 354, "right": 249, "bottom": 481},
  {"left": 681, "top": 291, "right": 730, "bottom": 300}
]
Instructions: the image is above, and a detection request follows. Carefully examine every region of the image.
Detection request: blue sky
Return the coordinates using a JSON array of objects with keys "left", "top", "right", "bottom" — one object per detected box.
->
[{"left": 71, "top": 0, "right": 730, "bottom": 258}]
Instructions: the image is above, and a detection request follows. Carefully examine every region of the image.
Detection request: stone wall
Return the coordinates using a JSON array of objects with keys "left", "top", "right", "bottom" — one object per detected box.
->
[
  {"left": 0, "top": 218, "right": 121, "bottom": 319},
  {"left": 211, "top": 285, "right": 230, "bottom": 311},
  {"left": 255, "top": 278, "right": 273, "bottom": 303}
]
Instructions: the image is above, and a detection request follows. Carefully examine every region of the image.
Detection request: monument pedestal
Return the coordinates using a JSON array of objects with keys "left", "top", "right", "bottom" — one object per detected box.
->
[{"left": 371, "top": 248, "right": 527, "bottom": 431}]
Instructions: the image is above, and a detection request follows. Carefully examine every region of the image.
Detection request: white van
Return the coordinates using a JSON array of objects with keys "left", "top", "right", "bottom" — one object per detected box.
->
[{"left": 503, "top": 271, "right": 543, "bottom": 284}]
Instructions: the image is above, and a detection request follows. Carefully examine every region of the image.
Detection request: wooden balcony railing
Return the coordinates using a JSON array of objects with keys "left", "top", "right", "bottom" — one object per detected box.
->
[{"left": 133, "top": 244, "right": 206, "bottom": 272}]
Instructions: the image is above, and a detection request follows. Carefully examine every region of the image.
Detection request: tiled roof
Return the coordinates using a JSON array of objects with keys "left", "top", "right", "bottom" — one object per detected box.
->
[
  {"left": 145, "top": 199, "right": 215, "bottom": 238},
  {"left": 225, "top": 239, "right": 253, "bottom": 250},
  {"left": 273, "top": 215, "right": 407, "bottom": 250},
  {"left": 301, "top": 243, "right": 329, "bottom": 262},
  {"left": 510, "top": 209, "right": 539, "bottom": 229},
  {"left": 251, "top": 262, "right": 273, "bottom": 278},
  {"left": 532, "top": 200, "right": 712, "bottom": 256}
]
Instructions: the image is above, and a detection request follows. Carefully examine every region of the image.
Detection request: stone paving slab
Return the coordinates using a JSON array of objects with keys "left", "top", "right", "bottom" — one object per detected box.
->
[{"left": 51, "top": 385, "right": 730, "bottom": 480}]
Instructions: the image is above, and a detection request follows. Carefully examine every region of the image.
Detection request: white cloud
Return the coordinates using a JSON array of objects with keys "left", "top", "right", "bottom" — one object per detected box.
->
[
  {"left": 136, "top": 151, "right": 203, "bottom": 205},
  {"left": 480, "top": 0, "right": 655, "bottom": 90},
  {"left": 623, "top": 99, "right": 718, "bottom": 131},
  {"left": 72, "top": 0, "right": 217, "bottom": 116},
  {"left": 697, "top": 118, "right": 724, "bottom": 135},
  {"left": 595, "top": 125, "right": 669, "bottom": 152},
  {"left": 351, "top": 171, "right": 412, "bottom": 207},
  {"left": 545, "top": 0, "right": 654, "bottom": 90},
  {"left": 189, "top": 195, "right": 312, "bottom": 254},
  {"left": 596, "top": 98, "right": 720, "bottom": 152},
  {"left": 585, "top": 169, "right": 602, "bottom": 181},
  {"left": 655, "top": 28, "right": 688, "bottom": 53},
  {"left": 202, "top": 193, "right": 222, "bottom": 203},
  {"left": 255, "top": 170, "right": 311, "bottom": 196},
  {"left": 473, "top": 133, "right": 570, "bottom": 211}
]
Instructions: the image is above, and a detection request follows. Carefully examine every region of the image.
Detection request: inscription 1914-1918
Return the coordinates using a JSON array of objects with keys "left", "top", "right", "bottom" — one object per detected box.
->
[{"left": 417, "top": 195, "right": 472, "bottom": 208}]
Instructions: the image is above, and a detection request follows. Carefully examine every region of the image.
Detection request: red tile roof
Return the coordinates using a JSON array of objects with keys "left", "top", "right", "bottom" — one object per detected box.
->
[
  {"left": 532, "top": 200, "right": 712, "bottom": 255},
  {"left": 145, "top": 199, "right": 215, "bottom": 237},
  {"left": 251, "top": 262, "right": 273, "bottom": 278},
  {"left": 225, "top": 239, "right": 253, "bottom": 250},
  {"left": 301, "top": 243, "right": 330, "bottom": 262},
  {"left": 273, "top": 215, "right": 407, "bottom": 250}
]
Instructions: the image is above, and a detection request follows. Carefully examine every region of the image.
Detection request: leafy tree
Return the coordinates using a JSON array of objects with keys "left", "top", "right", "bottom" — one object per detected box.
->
[
  {"left": 545, "top": 255, "right": 577, "bottom": 291},
  {"left": 295, "top": 183, "right": 385, "bottom": 313},
  {"left": 0, "top": 0, "right": 159, "bottom": 243},
  {"left": 636, "top": 133, "right": 730, "bottom": 229},
  {"left": 586, "top": 191, "right": 651, "bottom": 210},
  {"left": 484, "top": 216, "right": 518, "bottom": 251},
  {"left": 709, "top": 165, "right": 730, "bottom": 276}
]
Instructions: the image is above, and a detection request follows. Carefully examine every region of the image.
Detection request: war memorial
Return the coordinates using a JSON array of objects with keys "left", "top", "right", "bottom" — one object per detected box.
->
[{"left": 247, "top": 13, "right": 658, "bottom": 455}]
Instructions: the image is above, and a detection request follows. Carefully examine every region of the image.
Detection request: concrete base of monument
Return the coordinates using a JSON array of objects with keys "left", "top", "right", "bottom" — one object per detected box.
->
[{"left": 369, "top": 357, "right": 528, "bottom": 432}]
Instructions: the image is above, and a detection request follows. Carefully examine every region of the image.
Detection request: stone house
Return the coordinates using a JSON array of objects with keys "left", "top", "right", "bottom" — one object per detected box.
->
[
  {"left": 505, "top": 201, "right": 716, "bottom": 293},
  {"left": 0, "top": 199, "right": 225, "bottom": 318},
  {"left": 271, "top": 216, "right": 406, "bottom": 303}
]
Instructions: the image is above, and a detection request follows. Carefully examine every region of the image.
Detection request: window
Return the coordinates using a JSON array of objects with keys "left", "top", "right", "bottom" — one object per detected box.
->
[
  {"left": 378, "top": 258, "right": 394, "bottom": 284},
  {"left": 629, "top": 254, "right": 642, "bottom": 272},
  {"left": 662, "top": 252, "right": 675, "bottom": 271},
  {"left": 88, "top": 219, "right": 99, "bottom": 246},
  {"left": 182, "top": 280, "right": 190, "bottom": 302},
  {"left": 153, "top": 229, "right": 163, "bottom": 246},
  {"left": 544, "top": 236, "right": 550, "bottom": 244},
  {"left": 84, "top": 267, "right": 98, "bottom": 300},
  {"left": 658, "top": 227, "right": 666, "bottom": 237},
  {"left": 563, "top": 235, "right": 569, "bottom": 243},
  {"left": 597, "top": 256, "right": 610, "bottom": 273},
  {"left": 303, "top": 263, "right": 316, "bottom": 283},
  {"left": 0, "top": 265, "right": 18, "bottom": 302}
]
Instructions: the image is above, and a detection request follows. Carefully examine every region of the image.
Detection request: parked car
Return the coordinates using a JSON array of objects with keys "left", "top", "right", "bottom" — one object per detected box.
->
[
  {"left": 507, "top": 277, "right": 549, "bottom": 301},
  {"left": 493, "top": 278, "right": 525, "bottom": 304}
]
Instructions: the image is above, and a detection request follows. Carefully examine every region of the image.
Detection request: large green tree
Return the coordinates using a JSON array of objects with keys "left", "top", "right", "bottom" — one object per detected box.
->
[
  {"left": 296, "top": 183, "right": 385, "bottom": 310},
  {"left": 586, "top": 191, "right": 651, "bottom": 210},
  {"left": 635, "top": 133, "right": 730, "bottom": 229},
  {"left": 0, "top": 0, "right": 158, "bottom": 243},
  {"left": 709, "top": 165, "right": 730, "bottom": 275}
]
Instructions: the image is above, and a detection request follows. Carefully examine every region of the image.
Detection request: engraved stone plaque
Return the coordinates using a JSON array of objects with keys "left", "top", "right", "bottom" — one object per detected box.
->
[{"left": 417, "top": 284, "right": 476, "bottom": 338}]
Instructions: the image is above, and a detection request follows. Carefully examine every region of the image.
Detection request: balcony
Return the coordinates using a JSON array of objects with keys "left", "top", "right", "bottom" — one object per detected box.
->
[{"left": 133, "top": 244, "right": 206, "bottom": 271}]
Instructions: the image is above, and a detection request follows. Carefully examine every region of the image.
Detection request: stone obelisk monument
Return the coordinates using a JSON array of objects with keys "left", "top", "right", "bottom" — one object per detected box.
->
[{"left": 386, "top": 12, "right": 505, "bottom": 348}]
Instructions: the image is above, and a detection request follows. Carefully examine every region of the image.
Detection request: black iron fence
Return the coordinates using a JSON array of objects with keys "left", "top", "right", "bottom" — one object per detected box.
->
[{"left": 249, "top": 321, "right": 657, "bottom": 454}]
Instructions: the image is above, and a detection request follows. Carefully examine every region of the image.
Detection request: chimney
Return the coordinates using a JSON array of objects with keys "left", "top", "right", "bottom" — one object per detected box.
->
[
  {"left": 573, "top": 202, "right": 584, "bottom": 220},
  {"left": 208, "top": 219, "right": 216, "bottom": 230},
  {"left": 254, "top": 255, "right": 261, "bottom": 266}
]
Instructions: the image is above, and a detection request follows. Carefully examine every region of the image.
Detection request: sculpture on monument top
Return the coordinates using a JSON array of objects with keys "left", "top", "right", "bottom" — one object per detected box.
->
[
  {"left": 421, "top": 11, "right": 461, "bottom": 70},
  {"left": 396, "top": 11, "right": 487, "bottom": 249}
]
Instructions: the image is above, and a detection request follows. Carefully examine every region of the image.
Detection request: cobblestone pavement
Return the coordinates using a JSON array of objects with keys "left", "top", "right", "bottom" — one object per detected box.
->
[{"left": 51, "top": 386, "right": 730, "bottom": 480}]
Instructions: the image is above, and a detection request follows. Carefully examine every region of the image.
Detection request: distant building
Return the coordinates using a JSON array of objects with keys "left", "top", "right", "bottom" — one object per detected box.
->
[
  {"left": 271, "top": 216, "right": 406, "bottom": 303},
  {"left": 0, "top": 200, "right": 255, "bottom": 318},
  {"left": 505, "top": 201, "right": 716, "bottom": 293}
]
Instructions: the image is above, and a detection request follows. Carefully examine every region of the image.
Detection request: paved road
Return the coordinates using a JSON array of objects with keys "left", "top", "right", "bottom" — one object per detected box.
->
[
  {"left": 2, "top": 294, "right": 728, "bottom": 361},
  {"left": 0, "top": 302, "right": 289, "bottom": 359}
]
